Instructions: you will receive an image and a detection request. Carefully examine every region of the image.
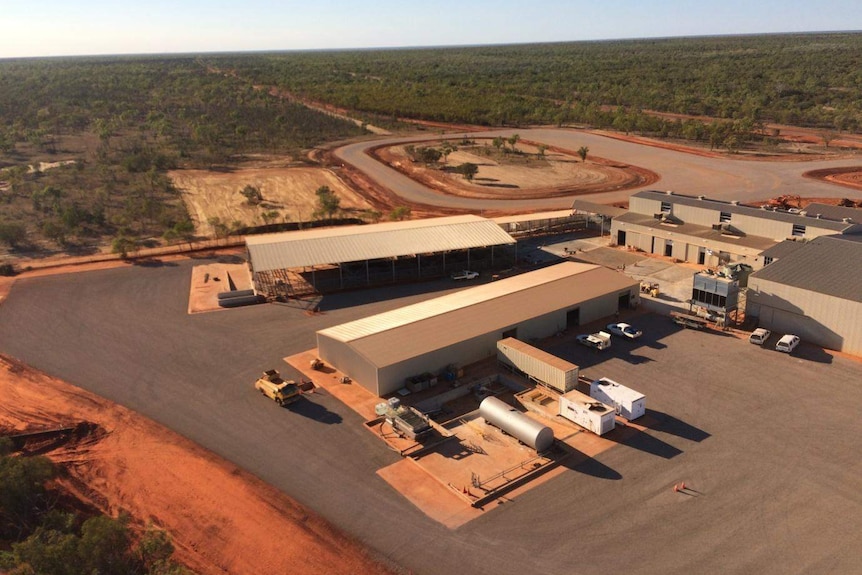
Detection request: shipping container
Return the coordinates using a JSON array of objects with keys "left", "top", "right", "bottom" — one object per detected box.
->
[
  {"left": 589, "top": 377, "right": 646, "bottom": 420},
  {"left": 497, "top": 338, "right": 578, "bottom": 393},
  {"left": 558, "top": 390, "right": 616, "bottom": 435}
]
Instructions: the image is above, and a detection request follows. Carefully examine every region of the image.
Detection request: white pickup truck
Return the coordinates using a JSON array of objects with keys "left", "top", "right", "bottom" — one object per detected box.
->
[{"left": 576, "top": 331, "right": 612, "bottom": 350}]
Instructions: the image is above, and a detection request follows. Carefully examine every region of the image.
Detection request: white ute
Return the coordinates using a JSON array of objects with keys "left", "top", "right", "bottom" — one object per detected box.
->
[
  {"left": 606, "top": 322, "right": 643, "bottom": 339},
  {"left": 451, "top": 270, "right": 479, "bottom": 280},
  {"left": 576, "top": 331, "right": 612, "bottom": 350}
]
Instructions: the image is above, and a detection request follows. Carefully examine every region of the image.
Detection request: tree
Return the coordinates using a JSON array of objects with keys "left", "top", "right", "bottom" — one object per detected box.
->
[
  {"left": 821, "top": 131, "right": 836, "bottom": 148},
  {"left": 111, "top": 235, "right": 137, "bottom": 258},
  {"left": 457, "top": 163, "right": 478, "bottom": 181},
  {"left": 440, "top": 141, "right": 457, "bottom": 163},
  {"left": 577, "top": 146, "right": 589, "bottom": 162},
  {"left": 315, "top": 185, "right": 340, "bottom": 220},
  {"left": 0, "top": 450, "right": 56, "bottom": 539},
  {"left": 492, "top": 137, "right": 505, "bottom": 153},
  {"left": 536, "top": 144, "right": 548, "bottom": 158},
  {"left": 261, "top": 210, "right": 280, "bottom": 226},
  {"left": 239, "top": 184, "right": 263, "bottom": 205},
  {"left": 389, "top": 206, "right": 411, "bottom": 221},
  {"left": 507, "top": 133, "right": 520, "bottom": 152},
  {"left": 0, "top": 222, "right": 27, "bottom": 248}
]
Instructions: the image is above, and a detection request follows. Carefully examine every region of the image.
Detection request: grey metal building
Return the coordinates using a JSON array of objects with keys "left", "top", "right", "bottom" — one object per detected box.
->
[
  {"left": 746, "top": 235, "right": 862, "bottom": 355},
  {"left": 611, "top": 191, "right": 862, "bottom": 270},
  {"left": 316, "top": 262, "right": 639, "bottom": 396}
]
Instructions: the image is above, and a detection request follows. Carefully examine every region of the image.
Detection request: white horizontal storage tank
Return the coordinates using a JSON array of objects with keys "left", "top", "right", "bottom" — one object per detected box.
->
[
  {"left": 479, "top": 396, "right": 555, "bottom": 452},
  {"left": 558, "top": 390, "right": 616, "bottom": 436},
  {"left": 496, "top": 338, "right": 578, "bottom": 393},
  {"left": 590, "top": 377, "right": 646, "bottom": 420}
]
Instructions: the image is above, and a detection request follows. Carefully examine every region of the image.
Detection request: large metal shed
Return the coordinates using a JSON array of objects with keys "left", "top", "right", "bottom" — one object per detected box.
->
[
  {"left": 245, "top": 215, "right": 517, "bottom": 297},
  {"left": 316, "top": 261, "right": 639, "bottom": 396},
  {"left": 746, "top": 234, "right": 862, "bottom": 355}
]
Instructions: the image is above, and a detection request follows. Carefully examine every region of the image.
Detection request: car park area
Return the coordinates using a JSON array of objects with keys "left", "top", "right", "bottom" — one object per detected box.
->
[{"left": 1, "top": 256, "right": 861, "bottom": 575}]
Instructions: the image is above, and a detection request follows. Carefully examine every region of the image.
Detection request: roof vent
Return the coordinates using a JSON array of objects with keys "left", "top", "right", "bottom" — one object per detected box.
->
[
  {"left": 816, "top": 214, "right": 822, "bottom": 219},
  {"left": 730, "top": 200, "right": 739, "bottom": 205},
  {"left": 843, "top": 217, "right": 854, "bottom": 223},
  {"left": 665, "top": 190, "right": 674, "bottom": 195},
  {"left": 697, "top": 195, "right": 705, "bottom": 200},
  {"left": 800, "top": 211, "right": 807, "bottom": 217}
]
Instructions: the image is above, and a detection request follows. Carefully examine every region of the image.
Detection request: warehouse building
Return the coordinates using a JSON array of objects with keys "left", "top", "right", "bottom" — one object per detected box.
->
[
  {"left": 611, "top": 191, "right": 862, "bottom": 270},
  {"left": 746, "top": 235, "right": 862, "bottom": 355},
  {"left": 245, "top": 215, "right": 517, "bottom": 298},
  {"left": 317, "top": 261, "right": 639, "bottom": 396}
]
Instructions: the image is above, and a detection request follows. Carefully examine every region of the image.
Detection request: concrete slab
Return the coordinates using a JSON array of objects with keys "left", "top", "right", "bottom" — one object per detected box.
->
[
  {"left": 376, "top": 458, "right": 483, "bottom": 529},
  {"left": 187, "top": 263, "right": 254, "bottom": 314}
]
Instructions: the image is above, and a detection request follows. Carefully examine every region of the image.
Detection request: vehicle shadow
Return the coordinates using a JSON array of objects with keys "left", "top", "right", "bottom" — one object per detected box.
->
[
  {"left": 604, "top": 422, "right": 683, "bottom": 459},
  {"left": 638, "top": 409, "right": 710, "bottom": 442},
  {"left": 289, "top": 397, "right": 343, "bottom": 424},
  {"left": 785, "top": 344, "right": 833, "bottom": 364}
]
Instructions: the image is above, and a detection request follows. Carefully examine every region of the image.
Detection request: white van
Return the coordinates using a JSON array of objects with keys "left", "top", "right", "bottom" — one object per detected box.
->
[{"left": 776, "top": 334, "right": 800, "bottom": 353}]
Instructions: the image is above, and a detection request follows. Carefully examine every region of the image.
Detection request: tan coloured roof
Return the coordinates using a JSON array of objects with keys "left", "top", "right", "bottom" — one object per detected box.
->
[
  {"left": 318, "top": 262, "right": 637, "bottom": 368},
  {"left": 246, "top": 215, "right": 516, "bottom": 272},
  {"left": 498, "top": 337, "right": 579, "bottom": 372}
]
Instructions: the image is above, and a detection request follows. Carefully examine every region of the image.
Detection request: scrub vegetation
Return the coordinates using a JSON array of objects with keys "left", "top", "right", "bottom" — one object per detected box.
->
[
  {"left": 0, "top": 56, "right": 365, "bottom": 257},
  {"left": 2, "top": 33, "right": 860, "bottom": 258},
  {"left": 217, "top": 32, "right": 862, "bottom": 139}
]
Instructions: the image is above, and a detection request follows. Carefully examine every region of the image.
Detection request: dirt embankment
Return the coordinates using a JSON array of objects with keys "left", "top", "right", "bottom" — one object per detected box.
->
[
  {"left": 803, "top": 166, "right": 862, "bottom": 192},
  {"left": 0, "top": 355, "right": 397, "bottom": 575}
]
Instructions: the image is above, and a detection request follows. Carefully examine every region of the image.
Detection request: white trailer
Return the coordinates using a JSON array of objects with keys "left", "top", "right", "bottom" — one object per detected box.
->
[
  {"left": 558, "top": 390, "right": 616, "bottom": 435},
  {"left": 589, "top": 377, "right": 646, "bottom": 420},
  {"left": 497, "top": 337, "right": 578, "bottom": 393}
]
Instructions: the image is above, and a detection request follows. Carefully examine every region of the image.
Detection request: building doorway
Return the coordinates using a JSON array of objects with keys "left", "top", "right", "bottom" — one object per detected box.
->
[
  {"left": 617, "top": 230, "right": 627, "bottom": 246},
  {"left": 502, "top": 328, "right": 517, "bottom": 340},
  {"left": 664, "top": 240, "right": 674, "bottom": 258},
  {"left": 698, "top": 248, "right": 706, "bottom": 265},
  {"left": 566, "top": 308, "right": 580, "bottom": 328},
  {"left": 618, "top": 293, "right": 630, "bottom": 309}
]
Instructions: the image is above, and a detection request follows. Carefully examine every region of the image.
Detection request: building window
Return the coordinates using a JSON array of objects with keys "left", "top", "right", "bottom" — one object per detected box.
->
[
  {"left": 764, "top": 256, "right": 774, "bottom": 266},
  {"left": 720, "top": 212, "right": 731, "bottom": 223},
  {"left": 792, "top": 224, "right": 806, "bottom": 237},
  {"left": 660, "top": 201, "right": 671, "bottom": 213}
]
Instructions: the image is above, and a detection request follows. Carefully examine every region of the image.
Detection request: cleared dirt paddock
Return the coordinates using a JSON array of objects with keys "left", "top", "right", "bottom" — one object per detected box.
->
[{"left": 170, "top": 166, "right": 376, "bottom": 236}]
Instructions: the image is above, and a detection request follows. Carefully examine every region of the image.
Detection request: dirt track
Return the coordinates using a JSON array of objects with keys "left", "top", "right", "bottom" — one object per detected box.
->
[{"left": 0, "top": 354, "right": 394, "bottom": 575}]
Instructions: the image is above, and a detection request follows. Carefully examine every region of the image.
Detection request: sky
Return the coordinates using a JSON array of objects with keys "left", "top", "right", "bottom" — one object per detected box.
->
[{"left": 1, "top": 0, "right": 861, "bottom": 59}]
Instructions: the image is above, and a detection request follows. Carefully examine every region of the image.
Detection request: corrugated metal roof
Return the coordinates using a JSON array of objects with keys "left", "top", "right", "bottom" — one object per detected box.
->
[
  {"left": 318, "top": 262, "right": 638, "bottom": 367},
  {"left": 632, "top": 190, "right": 855, "bottom": 231},
  {"left": 803, "top": 203, "right": 861, "bottom": 222},
  {"left": 246, "top": 215, "right": 516, "bottom": 272},
  {"left": 759, "top": 239, "right": 807, "bottom": 259},
  {"left": 750, "top": 235, "right": 862, "bottom": 303},
  {"left": 570, "top": 200, "right": 627, "bottom": 218},
  {"left": 492, "top": 210, "right": 579, "bottom": 225},
  {"left": 615, "top": 212, "right": 778, "bottom": 251}
]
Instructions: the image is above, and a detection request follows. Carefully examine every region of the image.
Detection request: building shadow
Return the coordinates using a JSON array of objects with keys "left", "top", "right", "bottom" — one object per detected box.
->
[{"left": 638, "top": 409, "right": 710, "bottom": 442}]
